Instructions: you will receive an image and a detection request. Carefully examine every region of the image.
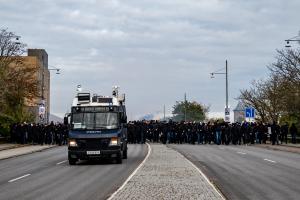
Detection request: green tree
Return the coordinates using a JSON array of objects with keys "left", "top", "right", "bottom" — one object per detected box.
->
[
  {"left": 208, "top": 118, "right": 224, "bottom": 124},
  {"left": 0, "top": 29, "right": 38, "bottom": 136},
  {"left": 172, "top": 100, "right": 209, "bottom": 122}
]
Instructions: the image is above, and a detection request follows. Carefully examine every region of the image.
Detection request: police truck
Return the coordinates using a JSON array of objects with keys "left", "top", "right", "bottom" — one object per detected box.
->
[{"left": 66, "top": 86, "right": 128, "bottom": 165}]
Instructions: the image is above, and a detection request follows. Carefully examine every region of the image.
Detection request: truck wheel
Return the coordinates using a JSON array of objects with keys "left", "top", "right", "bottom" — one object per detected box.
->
[
  {"left": 123, "top": 149, "right": 127, "bottom": 159},
  {"left": 69, "top": 159, "right": 77, "bottom": 165},
  {"left": 116, "top": 153, "right": 123, "bottom": 164}
]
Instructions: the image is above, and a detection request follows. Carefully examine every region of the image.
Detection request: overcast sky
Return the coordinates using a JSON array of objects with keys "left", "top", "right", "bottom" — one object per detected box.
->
[{"left": 1, "top": 0, "right": 299, "bottom": 120}]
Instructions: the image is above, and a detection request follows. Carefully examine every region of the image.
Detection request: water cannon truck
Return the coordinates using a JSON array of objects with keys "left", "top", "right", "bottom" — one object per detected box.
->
[{"left": 65, "top": 86, "right": 128, "bottom": 165}]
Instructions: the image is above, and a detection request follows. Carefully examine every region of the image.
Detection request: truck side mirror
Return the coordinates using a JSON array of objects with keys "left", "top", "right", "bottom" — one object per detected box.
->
[
  {"left": 64, "top": 117, "right": 69, "bottom": 125},
  {"left": 123, "top": 116, "right": 127, "bottom": 123}
]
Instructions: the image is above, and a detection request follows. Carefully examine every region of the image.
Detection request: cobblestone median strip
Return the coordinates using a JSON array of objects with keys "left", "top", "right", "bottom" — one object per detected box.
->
[{"left": 110, "top": 144, "right": 225, "bottom": 200}]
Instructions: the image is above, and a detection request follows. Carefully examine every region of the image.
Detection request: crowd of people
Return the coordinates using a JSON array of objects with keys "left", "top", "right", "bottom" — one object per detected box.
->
[
  {"left": 127, "top": 120, "right": 298, "bottom": 145},
  {"left": 7, "top": 120, "right": 299, "bottom": 146},
  {"left": 9, "top": 122, "right": 68, "bottom": 145}
]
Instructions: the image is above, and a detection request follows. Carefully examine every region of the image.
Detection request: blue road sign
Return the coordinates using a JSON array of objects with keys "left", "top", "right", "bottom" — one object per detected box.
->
[{"left": 245, "top": 107, "right": 255, "bottom": 118}]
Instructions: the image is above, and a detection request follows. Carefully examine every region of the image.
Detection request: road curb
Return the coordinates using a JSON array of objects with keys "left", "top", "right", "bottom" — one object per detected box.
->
[
  {"left": 0, "top": 144, "right": 30, "bottom": 151},
  {"left": 254, "top": 144, "right": 300, "bottom": 154},
  {"left": 0, "top": 145, "right": 58, "bottom": 161},
  {"left": 107, "top": 143, "right": 152, "bottom": 200},
  {"left": 281, "top": 145, "right": 300, "bottom": 149},
  {"left": 168, "top": 145, "right": 228, "bottom": 200}
]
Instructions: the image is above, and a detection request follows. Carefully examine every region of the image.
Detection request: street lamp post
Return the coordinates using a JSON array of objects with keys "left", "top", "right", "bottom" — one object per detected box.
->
[
  {"left": 184, "top": 93, "right": 187, "bottom": 122},
  {"left": 41, "top": 65, "right": 61, "bottom": 100},
  {"left": 48, "top": 65, "right": 61, "bottom": 74},
  {"left": 210, "top": 60, "right": 230, "bottom": 122},
  {"left": 11, "top": 35, "right": 21, "bottom": 45},
  {"left": 40, "top": 65, "right": 61, "bottom": 124},
  {"left": 226, "top": 61, "right": 228, "bottom": 109},
  {"left": 163, "top": 104, "right": 166, "bottom": 121},
  {"left": 45, "top": 66, "right": 61, "bottom": 100},
  {"left": 1, "top": 34, "right": 21, "bottom": 44},
  {"left": 285, "top": 35, "right": 300, "bottom": 48}
]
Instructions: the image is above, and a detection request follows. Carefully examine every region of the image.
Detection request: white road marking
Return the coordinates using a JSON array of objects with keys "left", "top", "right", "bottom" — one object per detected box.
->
[
  {"left": 8, "top": 174, "right": 31, "bottom": 183},
  {"left": 237, "top": 152, "right": 247, "bottom": 155},
  {"left": 184, "top": 154, "right": 226, "bottom": 199},
  {"left": 264, "top": 159, "right": 277, "bottom": 163},
  {"left": 107, "top": 143, "right": 152, "bottom": 200},
  {"left": 56, "top": 160, "right": 67, "bottom": 165}
]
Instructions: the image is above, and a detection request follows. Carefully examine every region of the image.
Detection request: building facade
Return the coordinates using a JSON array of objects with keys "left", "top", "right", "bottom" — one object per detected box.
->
[
  {"left": 24, "top": 49, "right": 50, "bottom": 123},
  {"left": 233, "top": 101, "right": 245, "bottom": 123}
]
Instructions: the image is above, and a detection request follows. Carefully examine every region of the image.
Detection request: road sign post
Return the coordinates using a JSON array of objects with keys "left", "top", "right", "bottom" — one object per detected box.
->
[
  {"left": 39, "top": 105, "right": 45, "bottom": 123},
  {"left": 225, "top": 107, "right": 230, "bottom": 122},
  {"left": 245, "top": 107, "right": 255, "bottom": 122}
]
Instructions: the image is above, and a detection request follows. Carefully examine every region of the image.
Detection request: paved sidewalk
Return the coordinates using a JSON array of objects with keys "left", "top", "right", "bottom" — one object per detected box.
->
[
  {"left": 110, "top": 144, "right": 224, "bottom": 200},
  {"left": 0, "top": 145, "right": 56, "bottom": 160},
  {"left": 0, "top": 143, "right": 28, "bottom": 151},
  {"left": 281, "top": 143, "right": 300, "bottom": 148}
]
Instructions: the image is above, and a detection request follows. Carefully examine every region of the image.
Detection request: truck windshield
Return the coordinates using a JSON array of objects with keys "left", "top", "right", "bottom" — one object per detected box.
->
[{"left": 72, "top": 112, "right": 119, "bottom": 130}]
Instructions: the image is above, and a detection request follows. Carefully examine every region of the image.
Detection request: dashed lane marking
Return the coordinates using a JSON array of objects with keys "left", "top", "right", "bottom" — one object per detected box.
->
[
  {"left": 237, "top": 152, "right": 247, "bottom": 155},
  {"left": 56, "top": 160, "right": 67, "bottom": 165},
  {"left": 264, "top": 159, "right": 277, "bottom": 163},
  {"left": 8, "top": 174, "right": 31, "bottom": 183}
]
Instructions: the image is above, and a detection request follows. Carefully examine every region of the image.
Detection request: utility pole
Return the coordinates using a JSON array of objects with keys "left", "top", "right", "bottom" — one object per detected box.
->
[
  {"left": 210, "top": 60, "right": 230, "bottom": 122},
  {"left": 163, "top": 104, "right": 166, "bottom": 121},
  {"left": 184, "top": 93, "right": 187, "bottom": 122},
  {"left": 226, "top": 60, "right": 228, "bottom": 110},
  {"left": 39, "top": 66, "right": 45, "bottom": 124}
]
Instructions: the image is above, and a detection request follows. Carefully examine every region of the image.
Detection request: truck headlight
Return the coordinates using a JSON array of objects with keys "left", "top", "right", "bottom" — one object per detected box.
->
[
  {"left": 69, "top": 139, "right": 78, "bottom": 147},
  {"left": 110, "top": 137, "right": 119, "bottom": 146}
]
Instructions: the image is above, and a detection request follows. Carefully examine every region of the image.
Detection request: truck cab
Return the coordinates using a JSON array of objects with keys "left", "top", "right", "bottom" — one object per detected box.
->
[{"left": 67, "top": 87, "right": 127, "bottom": 165}]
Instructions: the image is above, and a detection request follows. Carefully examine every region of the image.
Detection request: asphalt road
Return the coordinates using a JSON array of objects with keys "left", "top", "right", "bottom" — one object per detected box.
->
[
  {"left": 170, "top": 144, "right": 300, "bottom": 200},
  {"left": 0, "top": 144, "right": 148, "bottom": 200}
]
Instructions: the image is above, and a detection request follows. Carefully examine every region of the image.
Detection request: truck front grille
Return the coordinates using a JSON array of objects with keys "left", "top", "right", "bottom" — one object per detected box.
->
[{"left": 76, "top": 138, "right": 110, "bottom": 150}]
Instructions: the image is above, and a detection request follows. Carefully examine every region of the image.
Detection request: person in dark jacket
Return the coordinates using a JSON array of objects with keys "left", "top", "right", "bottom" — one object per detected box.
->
[
  {"left": 290, "top": 123, "right": 298, "bottom": 144},
  {"left": 280, "top": 123, "right": 289, "bottom": 144},
  {"left": 271, "top": 121, "right": 279, "bottom": 145}
]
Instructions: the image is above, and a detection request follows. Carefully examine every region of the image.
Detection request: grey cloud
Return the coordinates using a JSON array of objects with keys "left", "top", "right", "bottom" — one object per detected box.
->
[{"left": 0, "top": 0, "right": 299, "bottom": 119}]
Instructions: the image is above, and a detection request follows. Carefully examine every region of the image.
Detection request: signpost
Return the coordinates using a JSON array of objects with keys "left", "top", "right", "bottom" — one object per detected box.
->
[
  {"left": 39, "top": 104, "right": 45, "bottom": 123},
  {"left": 225, "top": 108, "right": 230, "bottom": 122},
  {"left": 245, "top": 107, "right": 255, "bottom": 122}
]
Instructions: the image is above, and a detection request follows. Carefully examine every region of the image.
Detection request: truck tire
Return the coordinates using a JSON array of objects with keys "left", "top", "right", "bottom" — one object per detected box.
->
[
  {"left": 123, "top": 149, "right": 127, "bottom": 159},
  {"left": 116, "top": 153, "right": 123, "bottom": 164},
  {"left": 69, "top": 159, "right": 77, "bottom": 165}
]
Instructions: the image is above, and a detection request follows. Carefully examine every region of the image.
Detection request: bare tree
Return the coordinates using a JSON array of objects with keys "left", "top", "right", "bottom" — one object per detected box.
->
[
  {"left": 0, "top": 29, "right": 26, "bottom": 73},
  {"left": 239, "top": 80, "right": 269, "bottom": 123},
  {"left": 0, "top": 29, "right": 26, "bottom": 56},
  {"left": 269, "top": 48, "right": 300, "bottom": 121},
  {"left": 240, "top": 48, "right": 300, "bottom": 124},
  {"left": 268, "top": 49, "right": 300, "bottom": 84}
]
